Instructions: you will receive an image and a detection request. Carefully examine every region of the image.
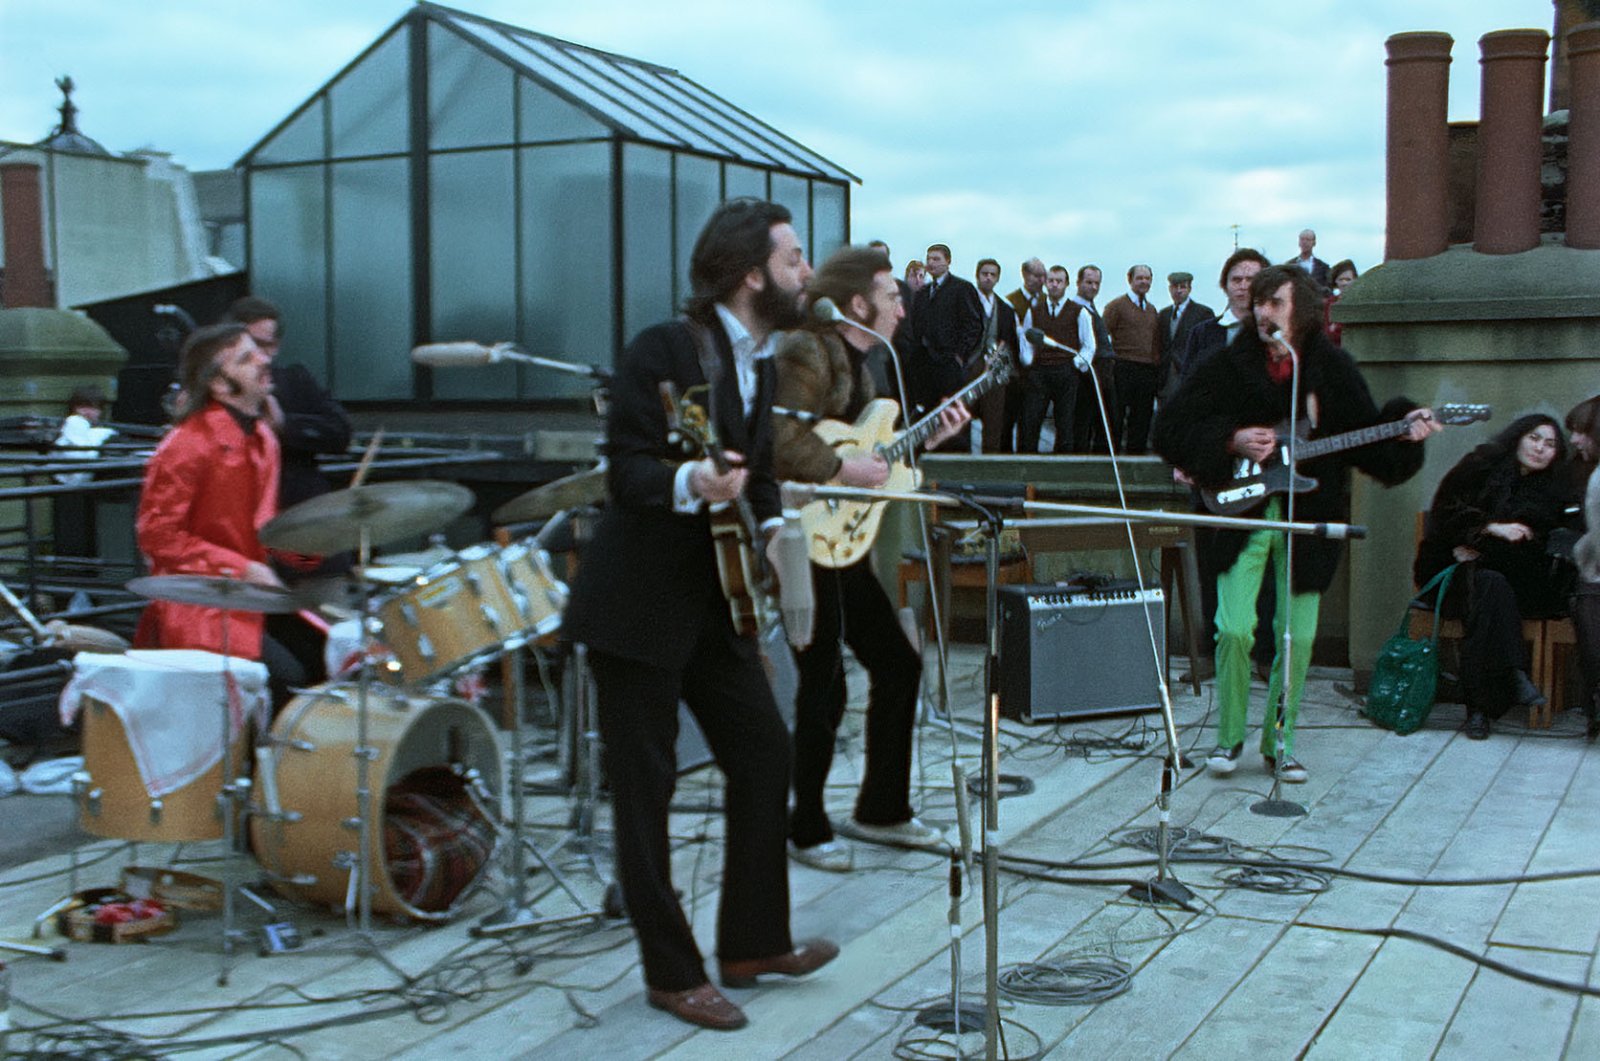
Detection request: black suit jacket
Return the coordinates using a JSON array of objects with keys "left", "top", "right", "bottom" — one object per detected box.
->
[
  {"left": 1284, "top": 256, "right": 1332, "bottom": 290},
  {"left": 986, "top": 295, "right": 1019, "bottom": 370},
  {"left": 1156, "top": 300, "right": 1215, "bottom": 391},
  {"left": 563, "top": 315, "right": 779, "bottom": 671},
  {"left": 910, "top": 275, "right": 984, "bottom": 368},
  {"left": 269, "top": 362, "right": 352, "bottom": 510}
]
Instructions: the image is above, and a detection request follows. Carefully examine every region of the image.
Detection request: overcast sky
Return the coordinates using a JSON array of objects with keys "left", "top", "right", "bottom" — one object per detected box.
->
[{"left": 0, "top": 0, "right": 1563, "bottom": 306}]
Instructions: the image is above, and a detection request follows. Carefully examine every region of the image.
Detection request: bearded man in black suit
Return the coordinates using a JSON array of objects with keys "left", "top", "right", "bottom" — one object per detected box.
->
[{"left": 562, "top": 198, "right": 838, "bottom": 1033}]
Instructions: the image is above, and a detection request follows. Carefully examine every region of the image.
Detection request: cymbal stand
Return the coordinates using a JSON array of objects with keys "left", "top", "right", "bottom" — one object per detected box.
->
[{"left": 473, "top": 641, "right": 603, "bottom": 939}]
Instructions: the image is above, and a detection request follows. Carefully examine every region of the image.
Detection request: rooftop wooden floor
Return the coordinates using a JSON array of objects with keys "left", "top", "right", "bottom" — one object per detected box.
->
[{"left": 4, "top": 646, "right": 1598, "bottom": 1059}]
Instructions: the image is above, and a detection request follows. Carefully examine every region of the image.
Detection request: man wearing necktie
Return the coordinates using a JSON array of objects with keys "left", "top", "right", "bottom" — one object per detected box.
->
[
  {"left": 907, "top": 243, "right": 983, "bottom": 451},
  {"left": 1156, "top": 271, "right": 1215, "bottom": 403},
  {"left": 1102, "top": 264, "right": 1162, "bottom": 454},
  {"left": 1016, "top": 264, "right": 1094, "bottom": 453}
]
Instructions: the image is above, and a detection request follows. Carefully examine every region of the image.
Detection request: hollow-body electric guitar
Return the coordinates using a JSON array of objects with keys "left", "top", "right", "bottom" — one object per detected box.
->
[
  {"left": 801, "top": 344, "right": 1015, "bottom": 567},
  {"left": 1200, "top": 402, "right": 1492, "bottom": 516}
]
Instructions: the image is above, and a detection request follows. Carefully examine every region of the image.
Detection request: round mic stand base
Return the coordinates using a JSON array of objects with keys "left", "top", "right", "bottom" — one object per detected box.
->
[{"left": 1251, "top": 795, "right": 1309, "bottom": 819}]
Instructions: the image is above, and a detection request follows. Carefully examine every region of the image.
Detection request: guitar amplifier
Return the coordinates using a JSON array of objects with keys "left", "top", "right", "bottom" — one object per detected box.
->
[{"left": 998, "top": 584, "right": 1166, "bottom": 724}]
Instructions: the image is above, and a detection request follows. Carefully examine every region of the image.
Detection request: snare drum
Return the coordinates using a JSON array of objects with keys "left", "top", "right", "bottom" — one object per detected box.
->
[
  {"left": 497, "top": 540, "right": 567, "bottom": 638},
  {"left": 250, "top": 684, "right": 502, "bottom": 922},
  {"left": 376, "top": 544, "right": 522, "bottom": 683}
]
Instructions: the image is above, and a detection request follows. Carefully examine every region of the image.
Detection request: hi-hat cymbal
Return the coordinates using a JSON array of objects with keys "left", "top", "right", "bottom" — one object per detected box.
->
[
  {"left": 43, "top": 621, "right": 130, "bottom": 654},
  {"left": 127, "top": 575, "right": 304, "bottom": 614},
  {"left": 260, "top": 481, "right": 474, "bottom": 555},
  {"left": 494, "top": 465, "right": 606, "bottom": 524}
]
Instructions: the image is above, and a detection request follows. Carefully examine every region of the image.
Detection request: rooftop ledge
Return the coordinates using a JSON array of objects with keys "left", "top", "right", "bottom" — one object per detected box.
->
[{"left": 1333, "top": 237, "right": 1600, "bottom": 324}]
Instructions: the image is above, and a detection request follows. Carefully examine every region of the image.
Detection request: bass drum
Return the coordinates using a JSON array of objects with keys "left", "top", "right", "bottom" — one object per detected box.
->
[{"left": 251, "top": 684, "right": 502, "bottom": 922}]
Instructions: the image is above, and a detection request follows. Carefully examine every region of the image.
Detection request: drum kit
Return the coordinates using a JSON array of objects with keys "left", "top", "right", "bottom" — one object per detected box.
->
[{"left": 38, "top": 467, "right": 609, "bottom": 979}]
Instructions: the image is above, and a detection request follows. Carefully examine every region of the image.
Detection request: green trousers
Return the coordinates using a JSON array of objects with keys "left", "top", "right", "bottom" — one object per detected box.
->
[{"left": 1214, "top": 506, "right": 1322, "bottom": 757}]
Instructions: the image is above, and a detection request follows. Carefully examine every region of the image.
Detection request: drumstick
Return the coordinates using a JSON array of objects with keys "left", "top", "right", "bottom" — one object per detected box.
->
[
  {"left": 0, "top": 578, "right": 49, "bottom": 639},
  {"left": 350, "top": 428, "right": 385, "bottom": 488}
]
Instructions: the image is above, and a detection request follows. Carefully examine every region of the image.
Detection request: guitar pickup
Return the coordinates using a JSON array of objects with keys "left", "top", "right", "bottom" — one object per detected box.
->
[{"left": 1215, "top": 483, "right": 1267, "bottom": 506}]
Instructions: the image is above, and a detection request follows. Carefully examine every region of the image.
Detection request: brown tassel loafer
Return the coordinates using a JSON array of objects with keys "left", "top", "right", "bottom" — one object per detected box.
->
[
  {"left": 719, "top": 938, "right": 841, "bottom": 989},
  {"left": 645, "top": 983, "right": 748, "bottom": 1031}
]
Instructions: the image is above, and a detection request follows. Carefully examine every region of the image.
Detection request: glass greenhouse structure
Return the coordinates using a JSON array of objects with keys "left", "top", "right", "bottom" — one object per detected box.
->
[{"left": 239, "top": 2, "right": 856, "bottom": 404}]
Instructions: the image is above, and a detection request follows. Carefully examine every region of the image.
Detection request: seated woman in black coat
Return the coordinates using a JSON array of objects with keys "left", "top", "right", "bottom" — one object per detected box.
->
[{"left": 1415, "top": 414, "right": 1570, "bottom": 739}]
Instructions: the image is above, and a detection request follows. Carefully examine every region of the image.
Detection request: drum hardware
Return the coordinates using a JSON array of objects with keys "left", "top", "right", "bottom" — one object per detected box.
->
[
  {"left": 473, "top": 643, "right": 603, "bottom": 940},
  {"left": 118, "top": 584, "right": 292, "bottom": 986}
]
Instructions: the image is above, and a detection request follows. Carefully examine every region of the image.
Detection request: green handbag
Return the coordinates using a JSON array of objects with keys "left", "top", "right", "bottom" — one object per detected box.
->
[{"left": 1364, "top": 564, "right": 1458, "bottom": 736}]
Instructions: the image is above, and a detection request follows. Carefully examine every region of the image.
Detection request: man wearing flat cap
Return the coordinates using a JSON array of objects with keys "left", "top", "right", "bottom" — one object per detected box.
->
[{"left": 1156, "top": 271, "right": 1213, "bottom": 403}]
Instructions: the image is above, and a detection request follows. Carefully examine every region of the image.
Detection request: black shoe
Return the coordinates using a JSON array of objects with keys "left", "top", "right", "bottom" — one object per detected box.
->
[
  {"left": 1513, "top": 671, "right": 1547, "bottom": 709},
  {"left": 1262, "top": 754, "right": 1308, "bottom": 783},
  {"left": 1464, "top": 711, "right": 1491, "bottom": 740}
]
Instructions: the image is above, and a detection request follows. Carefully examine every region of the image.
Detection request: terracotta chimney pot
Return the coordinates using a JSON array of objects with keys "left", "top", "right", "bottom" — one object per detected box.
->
[
  {"left": 1474, "top": 29, "right": 1551, "bottom": 254},
  {"left": 1385, "top": 33, "right": 1454, "bottom": 261}
]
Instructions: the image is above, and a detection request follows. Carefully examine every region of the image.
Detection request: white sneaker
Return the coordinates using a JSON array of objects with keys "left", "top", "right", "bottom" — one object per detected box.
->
[
  {"left": 788, "top": 839, "right": 854, "bottom": 873},
  {"left": 843, "top": 816, "right": 948, "bottom": 850}
]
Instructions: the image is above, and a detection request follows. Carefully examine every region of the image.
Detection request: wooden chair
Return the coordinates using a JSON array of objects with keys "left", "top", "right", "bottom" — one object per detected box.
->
[
  {"left": 1539, "top": 618, "right": 1578, "bottom": 722},
  {"left": 897, "top": 482, "right": 1035, "bottom": 637},
  {"left": 1408, "top": 512, "right": 1549, "bottom": 727}
]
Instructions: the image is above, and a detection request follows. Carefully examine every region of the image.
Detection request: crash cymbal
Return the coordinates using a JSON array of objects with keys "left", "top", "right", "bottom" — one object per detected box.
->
[
  {"left": 260, "top": 481, "right": 474, "bottom": 555},
  {"left": 43, "top": 621, "right": 130, "bottom": 654},
  {"left": 494, "top": 464, "right": 606, "bottom": 524},
  {"left": 356, "top": 564, "right": 425, "bottom": 586},
  {"left": 126, "top": 575, "right": 303, "bottom": 615}
]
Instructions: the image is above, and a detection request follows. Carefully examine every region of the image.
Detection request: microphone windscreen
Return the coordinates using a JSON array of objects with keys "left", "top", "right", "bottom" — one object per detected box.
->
[
  {"left": 412, "top": 342, "right": 499, "bottom": 367},
  {"left": 775, "top": 514, "right": 814, "bottom": 649},
  {"left": 1024, "top": 327, "right": 1047, "bottom": 346},
  {"left": 811, "top": 296, "right": 843, "bottom": 323}
]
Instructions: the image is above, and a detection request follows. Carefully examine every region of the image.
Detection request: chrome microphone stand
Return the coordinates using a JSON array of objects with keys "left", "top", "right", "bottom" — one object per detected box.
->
[{"left": 1252, "top": 330, "right": 1308, "bottom": 819}]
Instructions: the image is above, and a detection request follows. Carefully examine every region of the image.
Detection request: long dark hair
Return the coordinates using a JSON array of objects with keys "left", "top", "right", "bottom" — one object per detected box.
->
[
  {"left": 1471, "top": 412, "right": 1567, "bottom": 471},
  {"left": 684, "top": 198, "right": 792, "bottom": 323}
]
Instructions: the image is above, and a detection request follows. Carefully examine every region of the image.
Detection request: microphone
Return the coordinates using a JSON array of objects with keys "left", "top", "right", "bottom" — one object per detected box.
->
[
  {"left": 1023, "top": 328, "right": 1091, "bottom": 371},
  {"left": 411, "top": 342, "right": 509, "bottom": 367},
  {"left": 775, "top": 486, "right": 815, "bottom": 650},
  {"left": 1264, "top": 323, "right": 1298, "bottom": 358},
  {"left": 811, "top": 295, "right": 844, "bottom": 323}
]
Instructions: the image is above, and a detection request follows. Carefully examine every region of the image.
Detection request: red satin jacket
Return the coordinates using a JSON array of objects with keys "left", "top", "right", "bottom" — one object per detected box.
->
[{"left": 134, "top": 401, "right": 280, "bottom": 658}]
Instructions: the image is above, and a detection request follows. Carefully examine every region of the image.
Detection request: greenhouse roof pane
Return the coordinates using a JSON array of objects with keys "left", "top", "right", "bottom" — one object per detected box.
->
[{"left": 425, "top": 3, "right": 854, "bottom": 182}]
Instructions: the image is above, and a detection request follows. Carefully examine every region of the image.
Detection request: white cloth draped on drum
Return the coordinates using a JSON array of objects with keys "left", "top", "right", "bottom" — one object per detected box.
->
[{"left": 60, "top": 650, "right": 269, "bottom": 797}]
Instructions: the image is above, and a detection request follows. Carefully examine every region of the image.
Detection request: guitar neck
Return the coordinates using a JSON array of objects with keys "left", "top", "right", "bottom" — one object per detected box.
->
[
  {"left": 883, "top": 369, "right": 1004, "bottom": 464},
  {"left": 1292, "top": 418, "right": 1410, "bottom": 462}
]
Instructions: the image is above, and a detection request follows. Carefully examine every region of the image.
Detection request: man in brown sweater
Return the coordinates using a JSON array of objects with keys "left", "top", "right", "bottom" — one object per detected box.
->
[{"left": 1102, "top": 264, "right": 1160, "bottom": 454}]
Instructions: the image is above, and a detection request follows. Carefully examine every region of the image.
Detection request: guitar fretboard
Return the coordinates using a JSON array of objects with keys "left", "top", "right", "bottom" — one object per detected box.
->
[{"left": 882, "top": 363, "right": 1010, "bottom": 465}]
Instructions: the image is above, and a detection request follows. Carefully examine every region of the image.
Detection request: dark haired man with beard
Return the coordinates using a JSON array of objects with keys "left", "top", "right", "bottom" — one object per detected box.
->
[
  {"left": 772, "top": 246, "right": 967, "bottom": 875},
  {"left": 563, "top": 198, "right": 837, "bottom": 1032},
  {"left": 1154, "top": 266, "right": 1440, "bottom": 784}
]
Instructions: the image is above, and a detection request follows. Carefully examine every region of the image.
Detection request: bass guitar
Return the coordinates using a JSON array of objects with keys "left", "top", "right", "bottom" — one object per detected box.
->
[
  {"left": 1200, "top": 402, "right": 1491, "bottom": 516},
  {"left": 659, "top": 381, "right": 775, "bottom": 638},
  {"left": 801, "top": 343, "right": 1015, "bottom": 568}
]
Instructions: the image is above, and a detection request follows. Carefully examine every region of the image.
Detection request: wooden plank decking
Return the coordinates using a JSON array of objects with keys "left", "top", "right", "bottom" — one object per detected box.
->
[{"left": 3, "top": 646, "right": 1598, "bottom": 1059}]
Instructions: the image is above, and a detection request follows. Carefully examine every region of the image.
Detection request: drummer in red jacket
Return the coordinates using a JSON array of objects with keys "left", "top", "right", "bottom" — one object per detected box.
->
[{"left": 135, "top": 323, "right": 308, "bottom": 704}]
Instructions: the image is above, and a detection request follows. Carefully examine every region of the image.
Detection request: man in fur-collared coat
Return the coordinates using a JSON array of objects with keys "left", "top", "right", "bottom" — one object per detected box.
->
[{"left": 772, "top": 246, "right": 967, "bottom": 873}]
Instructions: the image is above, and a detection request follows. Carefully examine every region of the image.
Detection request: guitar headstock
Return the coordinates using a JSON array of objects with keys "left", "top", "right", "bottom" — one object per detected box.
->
[
  {"left": 659, "top": 381, "right": 716, "bottom": 459},
  {"left": 1435, "top": 403, "right": 1492, "bottom": 426},
  {"left": 983, "top": 342, "right": 1016, "bottom": 383}
]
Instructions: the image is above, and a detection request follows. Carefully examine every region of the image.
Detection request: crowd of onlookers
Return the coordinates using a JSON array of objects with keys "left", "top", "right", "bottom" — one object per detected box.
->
[{"left": 876, "top": 228, "right": 1359, "bottom": 456}]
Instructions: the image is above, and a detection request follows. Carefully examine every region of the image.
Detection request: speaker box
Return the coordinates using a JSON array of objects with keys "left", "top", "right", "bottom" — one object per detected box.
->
[{"left": 999, "top": 583, "right": 1166, "bottom": 724}]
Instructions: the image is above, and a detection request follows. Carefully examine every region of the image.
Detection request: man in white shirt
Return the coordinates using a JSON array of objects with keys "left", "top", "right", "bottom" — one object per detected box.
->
[{"left": 1017, "top": 265, "right": 1095, "bottom": 453}]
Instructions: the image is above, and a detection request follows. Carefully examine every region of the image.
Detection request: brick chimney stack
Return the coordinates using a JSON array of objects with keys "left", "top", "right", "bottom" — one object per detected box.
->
[
  {"left": 0, "top": 163, "right": 53, "bottom": 308},
  {"left": 1567, "top": 22, "right": 1600, "bottom": 248},
  {"left": 1384, "top": 33, "right": 1454, "bottom": 261},
  {"left": 1474, "top": 29, "right": 1551, "bottom": 254}
]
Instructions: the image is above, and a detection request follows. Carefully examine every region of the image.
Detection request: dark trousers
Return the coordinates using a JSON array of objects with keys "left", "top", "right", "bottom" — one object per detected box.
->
[
  {"left": 589, "top": 626, "right": 793, "bottom": 992},
  {"left": 1572, "top": 579, "right": 1600, "bottom": 719},
  {"left": 262, "top": 613, "right": 326, "bottom": 713},
  {"left": 1072, "top": 359, "right": 1118, "bottom": 452},
  {"left": 790, "top": 560, "right": 922, "bottom": 849},
  {"left": 1442, "top": 566, "right": 1527, "bottom": 716},
  {"left": 1017, "top": 364, "right": 1079, "bottom": 454},
  {"left": 910, "top": 349, "right": 970, "bottom": 453},
  {"left": 1112, "top": 360, "right": 1159, "bottom": 455},
  {"left": 973, "top": 375, "right": 1014, "bottom": 454}
]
